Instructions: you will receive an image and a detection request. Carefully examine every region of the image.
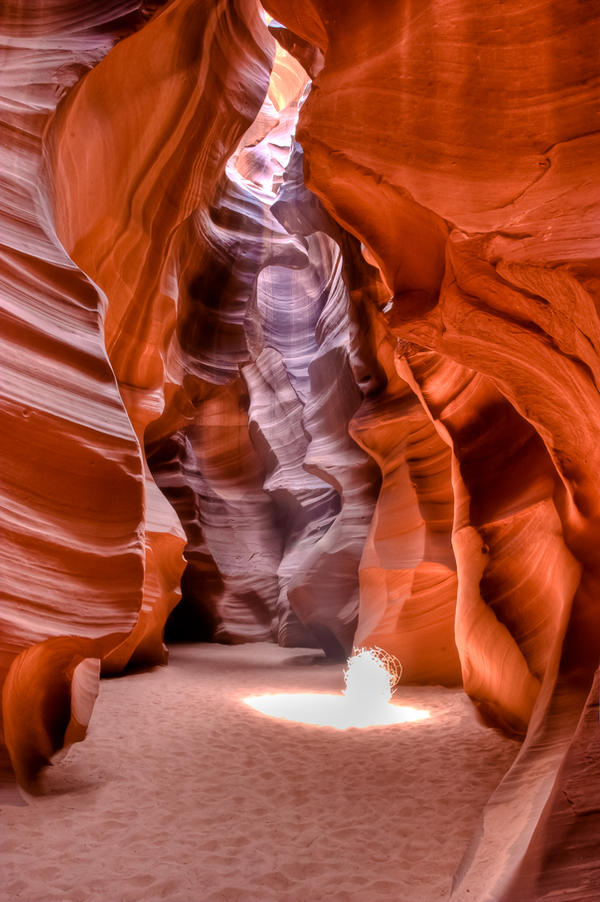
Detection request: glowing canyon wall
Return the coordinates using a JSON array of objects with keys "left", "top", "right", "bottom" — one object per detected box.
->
[
  {"left": 261, "top": 1, "right": 600, "bottom": 898},
  {"left": 1, "top": 0, "right": 276, "bottom": 790},
  {"left": 1, "top": 0, "right": 599, "bottom": 898}
]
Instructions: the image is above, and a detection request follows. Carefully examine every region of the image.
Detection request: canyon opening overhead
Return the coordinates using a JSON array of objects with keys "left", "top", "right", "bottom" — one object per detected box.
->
[{"left": 0, "top": 1, "right": 599, "bottom": 901}]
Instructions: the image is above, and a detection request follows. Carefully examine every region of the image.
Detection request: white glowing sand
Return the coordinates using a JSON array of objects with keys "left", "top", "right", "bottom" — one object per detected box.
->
[
  {"left": 245, "top": 692, "right": 430, "bottom": 728},
  {"left": 245, "top": 645, "right": 418, "bottom": 729},
  {"left": 0, "top": 643, "right": 520, "bottom": 902}
]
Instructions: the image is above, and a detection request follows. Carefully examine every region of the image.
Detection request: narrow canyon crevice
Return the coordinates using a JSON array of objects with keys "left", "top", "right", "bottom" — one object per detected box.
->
[{"left": 1, "top": 2, "right": 599, "bottom": 899}]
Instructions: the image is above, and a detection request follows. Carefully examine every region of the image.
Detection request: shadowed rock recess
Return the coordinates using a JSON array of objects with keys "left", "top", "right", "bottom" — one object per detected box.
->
[{"left": 0, "top": 0, "right": 598, "bottom": 898}]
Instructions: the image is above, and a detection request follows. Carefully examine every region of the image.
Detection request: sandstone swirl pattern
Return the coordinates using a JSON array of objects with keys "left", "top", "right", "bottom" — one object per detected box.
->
[
  {"left": 264, "top": 0, "right": 600, "bottom": 898},
  {"left": 1, "top": 1, "right": 599, "bottom": 899},
  {"left": 1, "top": 0, "right": 148, "bottom": 791},
  {"left": 1, "top": 0, "right": 276, "bottom": 789}
]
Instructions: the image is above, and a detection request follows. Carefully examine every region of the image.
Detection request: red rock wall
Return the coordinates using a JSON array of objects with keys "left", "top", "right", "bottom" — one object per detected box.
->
[
  {"left": 1, "top": 0, "right": 388, "bottom": 789},
  {"left": 47, "top": 0, "right": 278, "bottom": 665},
  {"left": 263, "top": 0, "right": 600, "bottom": 896},
  {"left": 0, "top": 0, "right": 149, "bottom": 793},
  {"left": 0, "top": 0, "right": 275, "bottom": 789},
  {"left": 146, "top": 119, "right": 381, "bottom": 654},
  {"left": 2, "top": 2, "right": 599, "bottom": 895},
  {"left": 350, "top": 315, "right": 460, "bottom": 686}
]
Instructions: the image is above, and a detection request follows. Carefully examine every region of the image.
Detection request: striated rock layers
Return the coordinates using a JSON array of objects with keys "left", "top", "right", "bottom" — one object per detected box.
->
[
  {"left": 141, "top": 40, "right": 382, "bottom": 655},
  {"left": 0, "top": 0, "right": 278, "bottom": 790},
  {"left": 3, "top": 0, "right": 444, "bottom": 789},
  {"left": 2, "top": 0, "right": 147, "bottom": 791},
  {"left": 263, "top": 0, "right": 600, "bottom": 899},
  {"left": 2, "top": 0, "right": 599, "bottom": 897}
]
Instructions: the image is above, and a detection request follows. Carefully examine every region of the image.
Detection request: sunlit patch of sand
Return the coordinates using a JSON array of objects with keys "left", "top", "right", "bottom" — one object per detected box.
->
[
  {"left": 0, "top": 643, "right": 520, "bottom": 902},
  {"left": 244, "top": 692, "right": 430, "bottom": 728}
]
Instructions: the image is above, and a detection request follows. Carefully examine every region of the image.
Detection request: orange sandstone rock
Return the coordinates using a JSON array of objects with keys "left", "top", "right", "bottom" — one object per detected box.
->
[
  {"left": 1, "top": 0, "right": 275, "bottom": 786},
  {"left": 265, "top": 0, "right": 600, "bottom": 895},
  {"left": 0, "top": 0, "right": 149, "bottom": 790}
]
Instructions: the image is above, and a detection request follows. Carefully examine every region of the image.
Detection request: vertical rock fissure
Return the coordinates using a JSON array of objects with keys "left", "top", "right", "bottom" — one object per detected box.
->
[{"left": 147, "top": 17, "right": 378, "bottom": 655}]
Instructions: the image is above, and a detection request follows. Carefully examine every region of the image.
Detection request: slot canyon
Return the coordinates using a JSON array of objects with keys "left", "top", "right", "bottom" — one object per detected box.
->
[{"left": 0, "top": 1, "right": 599, "bottom": 900}]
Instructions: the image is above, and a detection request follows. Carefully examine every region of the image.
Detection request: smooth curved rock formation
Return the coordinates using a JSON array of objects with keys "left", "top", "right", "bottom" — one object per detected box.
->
[
  {"left": 1, "top": 0, "right": 276, "bottom": 787},
  {"left": 263, "top": 0, "right": 600, "bottom": 897},
  {"left": 0, "top": 0, "right": 148, "bottom": 791},
  {"left": 46, "top": 0, "right": 278, "bottom": 668},
  {"left": 147, "top": 69, "right": 380, "bottom": 654},
  {"left": 2, "top": 1, "right": 599, "bottom": 897},
  {"left": 2, "top": 639, "right": 100, "bottom": 789},
  {"left": 350, "top": 313, "right": 461, "bottom": 686}
]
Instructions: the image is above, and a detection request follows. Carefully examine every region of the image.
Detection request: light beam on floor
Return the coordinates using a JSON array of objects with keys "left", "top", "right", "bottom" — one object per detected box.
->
[
  {"left": 244, "top": 646, "right": 429, "bottom": 729},
  {"left": 243, "top": 692, "right": 430, "bottom": 729}
]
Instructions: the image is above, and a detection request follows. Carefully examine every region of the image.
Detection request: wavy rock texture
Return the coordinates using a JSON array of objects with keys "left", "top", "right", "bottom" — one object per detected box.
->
[
  {"left": 350, "top": 314, "right": 461, "bottom": 686},
  {"left": 146, "top": 62, "right": 380, "bottom": 655},
  {"left": 271, "top": 163, "right": 460, "bottom": 679},
  {"left": 0, "top": 0, "right": 150, "bottom": 793},
  {"left": 2, "top": 0, "right": 460, "bottom": 789},
  {"left": 1, "top": 0, "right": 276, "bottom": 788},
  {"left": 268, "top": 144, "right": 458, "bottom": 671},
  {"left": 396, "top": 344, "right": 579, "bottom": 733},
  {"left": 501, "top": 668, "right": 600, "bottom": 902},
  {"left": 247, "top": 233, "right": 376, "bottom": 655},
  {"left": 4, "top": 4, "right": 599, "bottom": 898},
  {"left": 264, "top": 0, "right": 600, "bottom": 897},
  {"left": 47, "top": 0, "right": 279, "bottom": 669}
]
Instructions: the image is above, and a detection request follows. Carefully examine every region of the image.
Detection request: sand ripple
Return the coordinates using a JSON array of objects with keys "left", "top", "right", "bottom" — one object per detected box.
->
[{"left": 0, "top": 643, "right": 519, "bottom": 902}]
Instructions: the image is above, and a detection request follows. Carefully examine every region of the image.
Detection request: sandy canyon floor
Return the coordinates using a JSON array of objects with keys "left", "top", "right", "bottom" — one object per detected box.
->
[{"left": 0, "top": 643, "right": 520, "bottom": 902}]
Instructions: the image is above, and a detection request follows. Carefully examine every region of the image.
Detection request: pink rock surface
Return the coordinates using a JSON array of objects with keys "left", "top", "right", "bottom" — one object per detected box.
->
[
  {"left": 1, "top": 0, "right": 276, "bottom": 785},
  {"left": 350, "top": 313, "right": 461, "bottom": 686},
  {"left": 147, "top": 67, "right": 379, "bottom": 654},
  {"left": 0, "top": 0, "right": 148, "bottom": 789},
  {"left": 264, "top": 0, "right": 600, "bottom": 895},
  {"left": 2, "top": 1, "right": 599, "bottom": 897}
]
